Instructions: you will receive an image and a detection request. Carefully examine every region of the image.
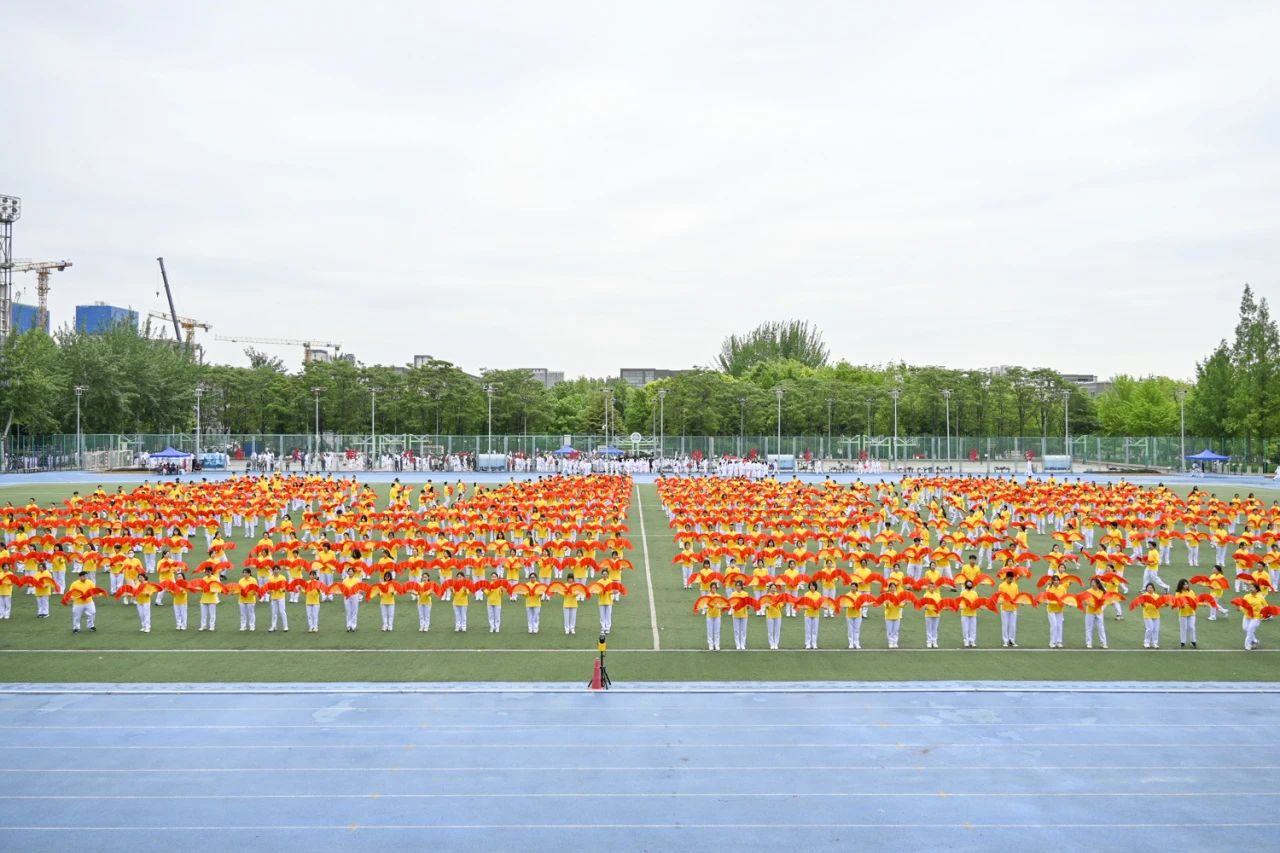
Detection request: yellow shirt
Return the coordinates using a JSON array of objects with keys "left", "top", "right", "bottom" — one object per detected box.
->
[
  {"left": 67, "top": 578, "right": 96, "bottom": 601},
  {"left": 920, "top": 591, "right": 942, "bottom": 618},
  {"left": 199, "top": 580, "right": 221, "bottom": 605},
  {"left": 959, "top": 589, "right": 980, "bottom": 617},
  {"left": 485, "top": 587, "right": 505, "bottom": 607},
  {"left": 801, "top": 590, "right": 823, "bottom": 618},
  {"left": 31, "top": 570, "right": 56, "bottom": 596},
  {"left": 998, "top": 581, "right": 1020, "bottom": 612},
  {"left": 269, "top": 573, "right": 288, "bottom": 601},
  {"left": 1045, "top": 582, "right": 1068, "bottom": 614},
  {"left": 238, "top": 577, "right": 259, "bottom": 604}
]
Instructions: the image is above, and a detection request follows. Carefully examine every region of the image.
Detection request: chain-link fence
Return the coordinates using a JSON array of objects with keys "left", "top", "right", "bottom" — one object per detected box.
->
[{"left": 2, "top": 432, "right": 1271, "bottom": 473}]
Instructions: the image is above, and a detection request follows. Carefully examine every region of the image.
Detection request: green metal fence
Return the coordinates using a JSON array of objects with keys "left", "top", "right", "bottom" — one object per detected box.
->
[{"left": 2, "top": 432, "right": 1270, "bottom": 473}]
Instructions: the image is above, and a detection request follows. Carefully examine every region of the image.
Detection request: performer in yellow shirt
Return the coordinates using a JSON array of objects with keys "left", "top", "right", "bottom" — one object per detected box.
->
[
  {"left": 371, "top": 570, "right": 399, "bottom": 632},
  {"left": 1239, "top": 582, "right": 1268, "bottom": 650},
  {"left": 700, "top": 579, "right": 726, "bottom": 650},
  {"left": 1081, "top": 578, "right": 1110, "bottom": 649},
  {"left": 1143, "top": 541, "right": 1171, "bottom": 592},
  {"left": 920, "top": 581, "right": 943, "bottom": 649},
  {"left": 198, "top": 570, "right": 221, "bottom": 631},
  {"left": 561, "top": 571, "right": 584, "bottom": 636},
  {"left": 30, "top": 565, "right": 58, "bottom": 618},
  {"left": 267, "top": 567, "right": 289, "bottom": 632},
  {"left": 0, "top": 563, "right": 12, "bottom": 620},
  {"left": 800, "top": 582, "right": 823, "bottom": 650},
  {"left": 762, "top": 582, "right": 784, "bottom": 650},
  {"left": 484, "top": 571, "right": 505, "bottom": 633},
  {"left": 728, "top": 580, "right": 753, "bottom": 650},
  {"left": 170, "top": 571, "right": 189, "bottom": 631},
  {"left": 958, "top": 579, "right": 981, "bottom": 648},
  {"left": 237, "top": 569, "right": 260, "bottom": 632},
  {"left": 64, "top": 571, "right": 100, "bottom": 633},
  {"left": 302, "top": 570, "right": 324, "bottom": 632},
  {"left": 417, "top": 570, "right": 437, "bottom": 633},
  {"left": 997, "top": 572, "right": 1021, "bottom": 647}
]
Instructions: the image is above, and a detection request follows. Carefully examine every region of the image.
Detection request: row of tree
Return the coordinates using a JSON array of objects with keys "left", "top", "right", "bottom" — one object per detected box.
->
[{"left": 0, "top": 290, "right": 1273, "bottom": 459}]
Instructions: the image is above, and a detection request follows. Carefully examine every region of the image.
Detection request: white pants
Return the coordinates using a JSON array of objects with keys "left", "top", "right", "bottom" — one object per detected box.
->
[
  {"left": 804, "top": 616, "right": 820, "bottom": 648},
  {"left": 72, "top": 602, "right": 95, "bottom": 630},
  {"left": 960, "top": 615, "right": 977, "bottom": 646},
  {"left": 419, "top": 603, "right": 433, "bottom": 631},
  {"left": 599, "top": 604, "right": 613, "bottom": 633},
  {"left": 271, "top": 599, "right": 288, "bottom": 631},
  {"left": 0, "top": 595, "right": 10, "bottom": 618},
  {"left": 1244, "top": 618, "right": 1260, "bottom": 649},
  {"left": 1186, "top": 545, "right": 1199, "bottom": 566},
  {"left": 306, "top": 603, "right": 320, "bottom": 631},
  {"left": 846, "top": 616, "right": 862, "bottom": 648},
  {"left": 136, "top": 602, "right": 151, "bottom": 631},
  {"left": 453, "top": 605, "right": 468, "bottom": 630},
  {"left": 766, "top": 617, "right": 781, "bottom": 649},
  {"left": 732, "top": 617, "right": 748, "bottom": 649},
  {"left": 706, "top": 616, "right": 721, "bottom": 648},
  {"left": 1143, "top": 617, "right": 1160, "bottom": 647},
  {"left": 525, "top": 607, "right": 539, "bottom": 633},
  {"left": 1047, "top": 611, "right": 1064, "bottom": 647},
  {"left": 35, "top": 596, "right": 50, "bottom": 616},
  {"left": 200, "top": 603, "right": 217, "bottom": 629},
  {"left": 885, "top": 619, "right": 901, "bottom": 647},
  {"left": 1000, "top": 611, "right": 1018, "bottom": 644},
  {"left": 239, "top": 603, "right": 256, "bottom": 630},
  {"left": 1178, "top": 615, "right": 1196, "bottom": 644},
  {"left": 1143, "top": 569, "right": 1170, "bottom": 592},
  {"left": 346, "top": 596, "right": 362, "bottom": 629},
  {"left": 924, "top": 615, "right": 939, "bottom": 646},
  {"left": 1085, "top": 612, "right": 1107, "bottom": 646},
  {"left": 486, "top": 604, "right": 501, "bottom": 632},
  {"left": 563, "top": 609, "right": 577, "bottom": 633}
]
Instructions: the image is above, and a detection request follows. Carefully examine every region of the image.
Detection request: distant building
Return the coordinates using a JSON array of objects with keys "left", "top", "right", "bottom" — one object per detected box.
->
[
  {"left": 11, "top": 302, "right": 47, "bottom": 334},
  {"left": 413, "top": 354, "right": 435, "bottom": 368},
  {"left": 522, "top": 368, "right": 564, "bottom": 389},
  {"left": 619, "top": 367, "right": 688, "bottom": 388},
  {"left": 76, "top": 303, "right": 138, "bottom": 334}
]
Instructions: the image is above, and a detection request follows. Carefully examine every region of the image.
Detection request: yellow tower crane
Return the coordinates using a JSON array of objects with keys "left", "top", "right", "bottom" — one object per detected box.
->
[
  {"left": 10, "top": 259, "right": 72, "bottom": 331},
  {"left": 148, "top": 311, "right": 211, "bottom": 348},
  {"left": 215, "top": 334, "right": 343, "bottom": 364}
]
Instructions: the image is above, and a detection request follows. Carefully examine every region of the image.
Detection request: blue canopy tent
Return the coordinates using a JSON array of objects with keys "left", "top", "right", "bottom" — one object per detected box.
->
[
  {"left": 150, "top": 447, "right": 192, "bottom": 459},
  {"left": 599, "top": 447, "right": 624, "bottom": 457},
  {"left": 1185, "top": 449, "right": 1230, "bottom": 461},
  {"left": 551, "top": 445, "right": 578, "bottom": 456}
]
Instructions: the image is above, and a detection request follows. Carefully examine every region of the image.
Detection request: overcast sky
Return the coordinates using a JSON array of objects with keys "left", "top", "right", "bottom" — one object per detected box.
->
[{"left": 7, "top": 2, "right": 1278, "bottom": 380}]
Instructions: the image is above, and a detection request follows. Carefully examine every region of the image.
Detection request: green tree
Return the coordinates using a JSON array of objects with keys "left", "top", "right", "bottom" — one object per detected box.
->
[{"left": 717, "top": 320, "right": 829, "bottom": 376}]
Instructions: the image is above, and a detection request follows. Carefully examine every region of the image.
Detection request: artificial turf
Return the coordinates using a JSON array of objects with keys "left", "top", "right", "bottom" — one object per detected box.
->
[{"left": 0, "top": 478, "right": 1277, "bottom": 682}]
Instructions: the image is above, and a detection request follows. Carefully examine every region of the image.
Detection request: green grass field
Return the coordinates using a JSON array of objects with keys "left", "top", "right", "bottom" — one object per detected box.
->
[{"left": 0, "top": 478, "right": 1278, "bottom": 682}]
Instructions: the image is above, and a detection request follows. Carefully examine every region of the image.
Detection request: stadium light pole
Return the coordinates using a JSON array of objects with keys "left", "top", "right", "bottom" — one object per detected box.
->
[
  {"left": 193, "top": 386, "right": 205, "bottom": 461},
  {"left": 825, "top": 397, "right": 834, "bottom": 461},
  {"left": 603, "top": 388, "right": 613, "bottom": 451},
  {"left": 889, "top": 388, "right": 901, "bottom": 463},
  {"left": 311, "top": 387, "right": 322, "bottom": 460},
  {"left": 1063, "top": 388, "right": 1071, "bottom": 458},
  {"left": 774, "top": 387, "right": 784, "bottom": 457},
  {"left": 738, "top": 397, "right": 746, "bottom": 458},
  {"left": 941, "top": 389, "right": 951, "bottom": 463},
  {"left": 369, "top": 386, "right": 380, "bottom": 461},
  {"left": 657, "top": 388, "right": 667, "bottom": 460},
  {"left": 74, "top": 385, "right": 85, "bottom": 469},
  {"left": 484, "top": 383, "right": 495, "bottom": 453},
  {"left": 1176, "top": 389, "right": 1187, "bottom": 472}
]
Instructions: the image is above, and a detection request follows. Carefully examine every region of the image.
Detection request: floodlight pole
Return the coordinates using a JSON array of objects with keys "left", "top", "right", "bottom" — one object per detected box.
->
[
  {"left": 1063, "top": 389, "right": 1071, "bottom": 458},
  {"left": 602, "top": 388, "right": 612, "bottom": 452},
  {"left": 890, "top": 388, "right": 901, "bottom": 463},
  {"left": 370, "top": 387, "right": 379, "bottom": 461},
  {"left": 311, "top": 387, "right": 322, "bottom": 460},
  {"left": 193, "top": 387, "right": 204, "bottom": 461},
  {"left": 1176, "top": 390, "right": 1187, "bottom": 472},
  {"left": 657, "top": 388, "right": 667, "bottom": 460},
  {"left": 941, "top": 389, "right": 952, "bottom": 463},
  {"left": 825, "top": 397, "right": 833, "bottom": 461},
  {"left": 74, "top": 385, "right": 85, "bottom": 469},
  {"left": 774, "top": 388, "right": 784, "bottom": 457},
  {"left": 484, "top": 383, "right": 495, "bottom": 453},
  {"left": 738, "top": 397, "right": 746, "bottom": 457}
]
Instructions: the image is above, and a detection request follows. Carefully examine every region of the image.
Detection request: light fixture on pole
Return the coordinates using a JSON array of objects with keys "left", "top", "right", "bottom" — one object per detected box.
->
[
  {"left": 774, "top": 387, "right": 785, "bottom": 456},
  {"left": 738, "top": 397, "right": 746, "bottom": 457},
  {"left": 657, "top": 388, "right": 667, "bottom": 460},
  {"left": 193, "top": 387, "right": 204, "bottom": 461},
  {"left": 74, "top": 385, "right": 85, "bottom": 469},
  {"left": 889, "top": 388, "right": 901, "bottom": 463},
  {"left": 602, "top": 388, "right": 613, "bottom": 451},
  {"left": 483, "top": 383, "right": 495, "bottom": 453},
  {"left": 1062, "top": 388, "right": 1071, "bottom": 458},
  {"left": 369, "top": 387, "right": 380, "bottom": 461},
  {"left": 311, "top": 387, "right": 322, "bottom": 460},
  {"left": 941, "top": 389, "right": 952, "bottom": 463},
  {"left": 825, "top": 397, "right": 834, "bottom": 461},
  {"left": 1176, "top": 389, "right": 1187, "bottom": 472}
]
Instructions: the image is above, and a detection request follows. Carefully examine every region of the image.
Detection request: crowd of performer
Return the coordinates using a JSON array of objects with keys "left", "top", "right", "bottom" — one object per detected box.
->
[
  {"left": 0, "top": 475, "right": 633, "bottom": 637},
  {"left": 660, "top": 476, "right": 1279, "bottom": 650}
]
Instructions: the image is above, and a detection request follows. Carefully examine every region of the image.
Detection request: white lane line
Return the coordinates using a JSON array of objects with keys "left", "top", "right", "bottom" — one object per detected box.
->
[
  {"left": 0, "top": 721, "right": 1255, "bottom": 730},
  {"left": 4, "top": 741, "right": 1265, "bottom": 750},
  {"left": 0, "top": 703, "right": 1245, "bottom": 713},
  {"left": 4, "top": 792, "right": 1277, "bottom": 800},
  {"left": 3, "top": 764, "right": 1275, "bottom": 773},
  {"left": 0, "top": 647, "right": 1274, "bottom": 653},
  {"left": 3, "top": 823, "right": 1278, "bottom": 831},
  {"left": 634, "top": 483, "right": 660, "bottom": 651}
]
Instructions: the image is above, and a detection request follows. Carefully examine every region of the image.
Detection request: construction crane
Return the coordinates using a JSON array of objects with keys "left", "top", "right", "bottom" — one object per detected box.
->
[
  {"left": 215, "top": 334, "right": 343, "bottom": 364},
  {"left": 9, "top": 260, "right": 72, "bottom": 332},
  {"left": 148, "top": 311, "right": 210, "bottom": 348}
]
